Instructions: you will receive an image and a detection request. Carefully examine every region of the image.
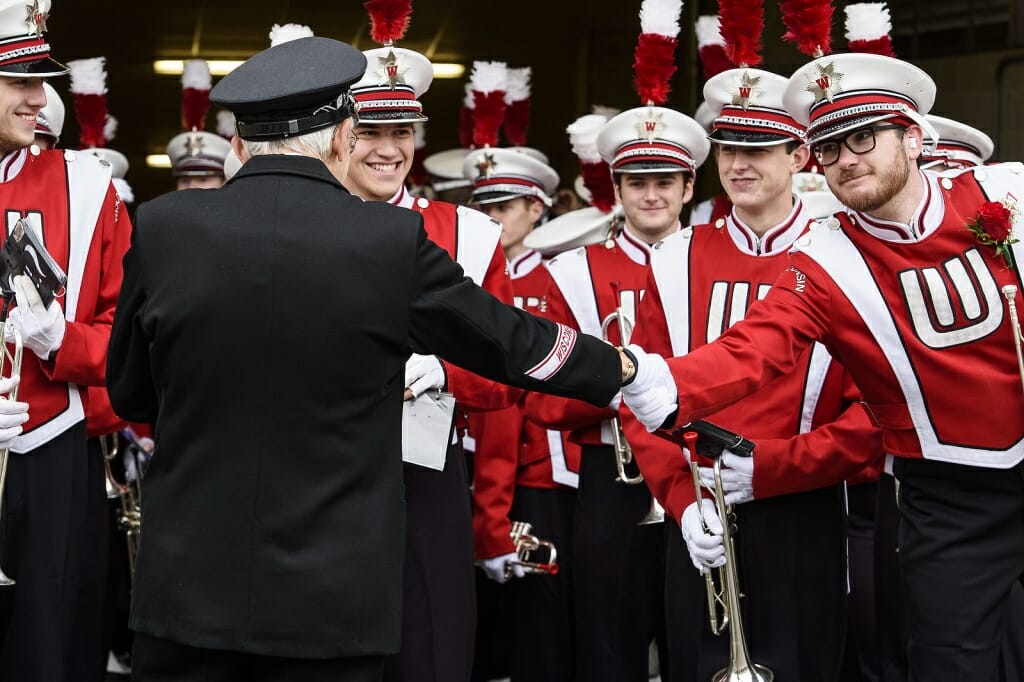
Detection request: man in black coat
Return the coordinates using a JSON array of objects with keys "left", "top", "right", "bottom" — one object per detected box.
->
[{"left": 106, "top": 36, "right": 674, "bottom": 682}]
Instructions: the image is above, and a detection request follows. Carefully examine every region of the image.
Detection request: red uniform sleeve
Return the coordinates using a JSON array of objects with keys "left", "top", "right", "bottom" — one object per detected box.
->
[
  {"left": 43, "top": 185, "right": 130, "bottom": 387},
  {"left": 441, "top": 243, "right": 523, "bottom": 411},
  {"left": 751, "top": 368, "right": 885, "bottom": 498},
  {"left": 470, "top": 405, "right": 521, "bottom": 559},
  {"left": 522, "top": 268, "right": 615, "bottom": 430}
]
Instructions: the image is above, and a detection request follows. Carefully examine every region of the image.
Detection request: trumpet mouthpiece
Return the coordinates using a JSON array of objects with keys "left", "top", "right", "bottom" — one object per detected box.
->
[{"left": 1002, "top": 284, "right": 1018, "bottom": 299}]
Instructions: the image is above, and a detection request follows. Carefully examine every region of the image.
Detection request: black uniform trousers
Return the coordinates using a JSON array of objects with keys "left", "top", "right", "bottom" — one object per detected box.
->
[
  {"left": 132, "top": 632, "right": 384, "bottom": 682},
  {"left": 842, "top": 481, "right": 882, "bottom": 682},
  {"left": 384, "top": 441, "right": 476, "bottom": 682},
  {"left": 573, "top": 444, "right": 668, "bottom": 682},
  {"left": 665, "top": 485, "right": 847, "bottom": 682},
  {"left": 505, "top": 485, "right": 577, "bottom": 682},
  {"left": 0, "top": 422, "right": 109, "bottom": 682},
  {"left": 876, "top": 469, "right": 1024, "bottom": 682},
  {"left": 892, "top": 457, "right": 1024, "bottom": 682}
]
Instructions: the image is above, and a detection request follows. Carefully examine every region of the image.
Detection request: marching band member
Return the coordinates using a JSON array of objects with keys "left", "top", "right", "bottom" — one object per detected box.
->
[
  {"left": 341, "top": 5, "right": 520, "bottom": 680},
  {"left": 165, "top": 59, "right": 230, "bottom": 190},
  {"left": 620, "top": 62, "right": 883, "bottom": 680},
  {"left": 33, "top": 81, "right": 63, "bottom": 150},
  {"left": 465, "top": 146, "right": 582, "bottom": 681},
  {"left": 621, "top": 48, "right": 1024, "bottom": 682},
  {"left": 0, "top": 1, "right": 131, "bottom": 679},
  {"left": 107, "top": 34, "right": 653, "bottom": 682}
]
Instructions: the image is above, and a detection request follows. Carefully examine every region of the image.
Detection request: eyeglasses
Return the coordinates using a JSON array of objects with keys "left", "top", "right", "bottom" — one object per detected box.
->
[{"left": 812, "top": 124, "right": 905, "bottom": 167}]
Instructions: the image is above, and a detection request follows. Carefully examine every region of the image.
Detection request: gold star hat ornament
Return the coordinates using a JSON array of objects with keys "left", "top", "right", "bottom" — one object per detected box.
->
[
  {"left": 703, "top": 68, "right": 805, "bottom": 147},
  {"left": 166, "top": 59, "right": 230, "bottom": 177},
  {"left": 0, "top": 0, "right": 65, "bottom": 76},
  {"left": 462, "top": 146, "right": 558, "bottom": 208},
  {"left": 782, "top": 53, "right": 936, "bottom": 145},
  {"left": 350, "top": 0, "right": 432, "bottom": 123}
]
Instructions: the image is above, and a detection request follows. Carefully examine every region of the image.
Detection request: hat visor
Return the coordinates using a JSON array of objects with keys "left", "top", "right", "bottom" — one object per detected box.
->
[
  {"left": 356, "top": 111, "right": 428, "bottom": 124},
  {"left": 472, "top": 190, "right": 527, "bottom": 206},
  {"left": 708, "top": 129, "right": 797, "bottom": 147},
  {"left": 808, "top": 113, "right": 898, "bottom": 144},
  {"left": 0, "top": 56, "right": 69, "bottom": 78},
  {"left": 613, "top": 161, "right": 692, "bottom": 175}
]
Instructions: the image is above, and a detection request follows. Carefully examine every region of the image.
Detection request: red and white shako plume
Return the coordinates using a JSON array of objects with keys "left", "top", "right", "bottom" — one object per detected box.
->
[
  {"left": 717, "top": 0, "right": 765, "bottom": 66},
  {"left": 633, "top": 0, "right": 683, "bottom": 105},
  {"left": 567, "top": 113, "right": 616, "bottom": 213},
  {"left": 459, "top": 82, "right": 475, "bottom": 148},
  {"left": 503, "top": 67, "right": 532, "bottom": 146},
  {"left": 68, "top": 57, "right": 108, "bottom": 149},
  {"left": 181, "top": 59, "right": 212, "bottom": 132},
  {"left": 780, "top": 0, "right": 835, "bottom": 58},
  {"left": 695, "top": 15, "right": 732, "bottom": 80},
  {"left": 364, "top": 0, "right": 412, "bottom": 46},
  {"left": 470, "top": 61, "right": 508, "bottom": 147},
  {"left": 844, "top": 3, "right": 895, "bottom": 57},
  {"left": 269, "top": 23, "right": 314, "bottom": 47}
]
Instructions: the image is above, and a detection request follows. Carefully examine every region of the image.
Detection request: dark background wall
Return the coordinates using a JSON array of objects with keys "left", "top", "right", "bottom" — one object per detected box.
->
[{"left": 44, "top": 0, "right": 1023, "bottom": 204}]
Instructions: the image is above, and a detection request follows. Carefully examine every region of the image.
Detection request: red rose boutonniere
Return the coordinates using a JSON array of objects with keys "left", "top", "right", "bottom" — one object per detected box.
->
[{"left": 967, "top": 198, "right": 1019, "bottom": 268}]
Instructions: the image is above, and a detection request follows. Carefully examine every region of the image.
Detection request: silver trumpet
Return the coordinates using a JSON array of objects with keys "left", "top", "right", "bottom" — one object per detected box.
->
[
  {"left": 0, "top": 326, "right": 22, "bottom": 587},
  {"left": 1001, "top": 285, "right": 1024, "bottom": 398},
  {"left": 101, "top": 431, "right": 144, "bottom": 577},
  {"left": 601, "top": 302, "right": 665, "bottom": 525},
  {"left": 508, "top": 520, "right": 559, "bottom": 578},
  {"left": 683, "top": 429, "right": 773, "bottom": 682}
]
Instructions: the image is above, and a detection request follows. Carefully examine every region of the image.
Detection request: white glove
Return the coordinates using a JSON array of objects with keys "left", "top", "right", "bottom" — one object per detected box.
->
[
  {"left": 9, "top": 275, "right": 64, "bottom": 359},
  {"left": 681, "top": 499, "right": 725, "bottom": 571},
  {"left": 480, "top": 552, "right": 526, "bottom": 584},
  {"left": 404, "top": 353, "right": 445, "bottom": 399},
  {"left": 698, "top": 451, "right": 755, "bottom": 505},
  {"left": 608, "top": 391, "right": 622, "bottom": 412},
  {"left": 620, "top": 344, "right": 678, "bottom": 431},
  {"left": 0, "top": 375, "right": 28, "bottom": 449}
]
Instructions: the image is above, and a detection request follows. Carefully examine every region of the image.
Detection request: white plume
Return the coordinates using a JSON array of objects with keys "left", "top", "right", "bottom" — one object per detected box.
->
[
  {"left": 695, "top": 15, "right": 724, "bottom": 48},
  {"left": 68, "top": 57, "right": 106, "bottom": 96},
  {"left": 217, "top": 110, "right": 236, "bottom": 138},
  {"left": 567, "top": 114, "right": 608, "bottom": 164},
  {"left": 181, "top": 59, "right": 211, "bottom": 90},
  {"left": 470, "top": 61, "right": 508, "bottom": 94},
  {"left": 639, "top": 0, "right": 684, "bottom": 39},
  {"left": 269, "top": 23, "right": 314, "bottom": 47},
  {"left": 503, "top": 67, "right": 532, "bottom": 104},
  {"left": 844, "top": 3, "right": 892, "bottom": 42},
  {"left": 591, "top": 104, "right": 620, "bottom": 120},
  {"left": 104, "top": 114, "right": 118, "bottom": 142},
  {"left": 113, "top": 177, "right": 134, "bottom": 204},
  {"left": 462, "top": 82, "right": 475, "bottom": 109}
]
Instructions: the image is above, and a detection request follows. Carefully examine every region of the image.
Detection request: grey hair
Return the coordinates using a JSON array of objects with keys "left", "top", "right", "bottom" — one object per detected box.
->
[{"left": 241, "top": 122, "right": 343, "bottom": 163}]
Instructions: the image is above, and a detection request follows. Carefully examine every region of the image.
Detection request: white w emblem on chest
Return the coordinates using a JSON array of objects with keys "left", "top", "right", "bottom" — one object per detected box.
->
[
  {"left": 706, "top": 281, "right": 772, "bottom": 343},
  {"left": 899, "top": 248, "right": 1003, "bottom": 349}
]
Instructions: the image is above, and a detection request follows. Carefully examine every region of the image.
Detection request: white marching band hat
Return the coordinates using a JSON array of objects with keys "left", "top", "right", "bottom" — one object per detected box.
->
[
  {"left": 0, "top": 0, "right": 65, "bottom": 77},
  {"left": 792, "top": 171, "right": 843, "bottom": 219},
  {"left": 463, "top": 146, "right": 559, "bottom": 207},
  {"left": 523, "top": 205, "right": 624, "bottom": 257},
  {"left": 351, "top": 46, "right": 433, "bottom": 123},
  {"left": 704, "top": 68, "right": 806, "bottom": 146},
  {"left": 782, "top": 52, "right": 937, "bottom": 144},
  {"left": 423, "top": 147, "right": 472, "bottom": 191},
  {"left": 596, "top": 106, "right": 710, "bottom": 175},
  {"left": 35, "top": 81, "right": 64, "bottom": 142},
  {"left": 921, "top": 114, "right": 994, "bottom": 169}
]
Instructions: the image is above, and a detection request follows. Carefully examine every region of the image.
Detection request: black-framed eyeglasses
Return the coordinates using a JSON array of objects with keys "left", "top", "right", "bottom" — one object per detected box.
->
[{"left": 812, "top": 124, "right": 905, "bottom": 167}]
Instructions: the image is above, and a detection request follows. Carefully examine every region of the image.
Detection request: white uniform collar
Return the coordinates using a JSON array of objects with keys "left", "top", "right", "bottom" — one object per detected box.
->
[
  {"left": 851, "top": 170, "right": 945, "bottom": 242},
  {"left": 617, "top": 223, "right": 679, "bottom": 265},
  {"left": 0, "top": 147, "right": 28, "bottom": 184},
  {"left": 388, "top": 185, "right": 415, "bottom": 209},
  {"left": 724, "top": 195, "right": 808, "bottom": 256},
  {"left": 508, "top": 249, "right": 543, "bottom": 280}
]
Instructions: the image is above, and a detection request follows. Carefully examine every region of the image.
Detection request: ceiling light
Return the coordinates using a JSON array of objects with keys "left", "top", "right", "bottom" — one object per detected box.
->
[
  {"left": 146, "top": 154, "right": 172, "bottom": 169},
  {"left": 432, "top": 63, "right": 465, "bottom": 79},
  {"left": 153, "top": 60, "right": 245, "bottom": 77}
]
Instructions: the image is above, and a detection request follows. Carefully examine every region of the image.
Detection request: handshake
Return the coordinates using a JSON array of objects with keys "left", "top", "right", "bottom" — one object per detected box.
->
[{"left": 617, "top": 344, "right": 678, "bottom": 432}]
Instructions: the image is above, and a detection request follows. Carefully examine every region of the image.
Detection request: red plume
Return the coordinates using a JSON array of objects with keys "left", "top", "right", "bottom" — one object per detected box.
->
[
  {"left": 472, "top": 91, "right": 506, "bottom": 147},
  {"left": 459, "top": 106, "right": 474, "bottom": 148},
  {"left": 580, "top": 162, "right": 616, "bottom": 213},
  {"left": 718, "top": 0, "right": 764, "bottom": 67},
  {"left": 633, "top": 33, "right": 677, "bottom": 105},
  {"left": 848, "top": 36, "right": 894, "bottom": 56},
  {"left": 699, "top": 45, "right": 733, "bottom": 80},
  {"left": 504, "top": 100, "right": 530, "bottom": 146},
  {"left": 779, "top": 0, "right": 835, "bottom": 58},
  {"left": 364, "top": 0, "right": 413, "bottom": 45}
]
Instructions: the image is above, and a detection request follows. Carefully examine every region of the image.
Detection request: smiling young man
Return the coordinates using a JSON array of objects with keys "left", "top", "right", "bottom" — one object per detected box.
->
[
  {"left": 619, "top": 68, "right": 882, "bottom": 682},
  {"left": 523, "top": 106, "right": 707, "bottom": 681},
  {"left": 0, "top": 2, "right": 132, "bottom": 680},
  {"left": 619, "top": 52, "right": 1024, "bottom": 682},
  {"left": 343, "top": 41, "right": 520, "bottom": 682}
]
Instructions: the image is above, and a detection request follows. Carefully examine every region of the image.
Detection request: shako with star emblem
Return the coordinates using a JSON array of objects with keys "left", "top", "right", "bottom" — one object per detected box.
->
[
  {"left": 350, "top": 47, "right": 432, "bottom": 123},
  {"left": 920, "top": 114, "right": 994, "bottom": 170},
  {"left": 0, "top": 0, "right": 65, "bottom": 76},
  {"left": 596, "top": 106, "right": 709, "bottom": 175},
  {"left": 782, "top": 53, "right": 936, "bottom": 145},
  {"left": 703, "top": 68, "right": 806, "bottom": 147},
  {"left": 461, "top": 146, "right": 559, "bottom": 207}
]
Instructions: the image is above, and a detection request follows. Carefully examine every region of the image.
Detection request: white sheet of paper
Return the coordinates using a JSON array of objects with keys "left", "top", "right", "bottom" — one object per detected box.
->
[{"left": 401, "top": 391, "right": 456, "bottom": 471}]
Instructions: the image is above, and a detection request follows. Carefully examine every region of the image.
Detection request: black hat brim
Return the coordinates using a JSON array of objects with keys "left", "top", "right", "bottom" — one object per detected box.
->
[{"left": 0, "top": 56, "right": 68, "bottom": 78}]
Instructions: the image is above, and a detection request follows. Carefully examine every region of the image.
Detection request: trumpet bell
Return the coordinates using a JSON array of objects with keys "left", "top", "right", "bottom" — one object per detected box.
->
[
  {"left": 713, "top": 663, "right": 774, "bottom": 682},
  {"left": 638, "top": 496, "right": 665, "bottom": 525}
]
